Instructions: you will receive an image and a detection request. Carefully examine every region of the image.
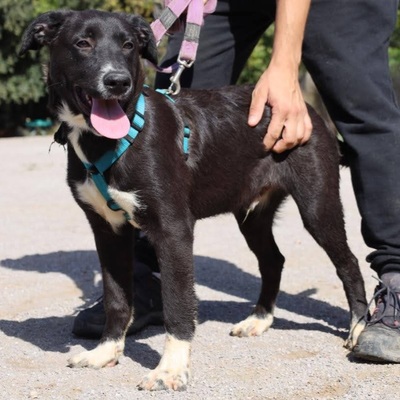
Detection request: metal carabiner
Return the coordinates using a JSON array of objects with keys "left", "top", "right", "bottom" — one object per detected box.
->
[{"left": 167, "top": 59, "right": 194, "bottom": 95}]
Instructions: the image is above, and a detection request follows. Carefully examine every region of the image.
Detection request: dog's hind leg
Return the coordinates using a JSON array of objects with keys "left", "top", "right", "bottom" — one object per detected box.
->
[
  {"left": 289, "top": 174, "right": 368, "bottom": 349},
  {"left": 68, "top": 216, "right": 135, "bottom": 369},
  {"left": 230, "top": 189, "right": 287, "bottom": 337}
]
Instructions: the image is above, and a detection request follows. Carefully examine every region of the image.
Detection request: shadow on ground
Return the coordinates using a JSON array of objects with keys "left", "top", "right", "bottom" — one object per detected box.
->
[{"left": 0, "top": 250, "right": 349, "bottom": 368}]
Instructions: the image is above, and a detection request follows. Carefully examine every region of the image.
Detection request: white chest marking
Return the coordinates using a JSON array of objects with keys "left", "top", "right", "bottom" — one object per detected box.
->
[
  {"left": 59, "top": 104, "right": 143, "bottom": 232},
  {"left": 75, "top": 179, "right": 142, "bottom": 231}
]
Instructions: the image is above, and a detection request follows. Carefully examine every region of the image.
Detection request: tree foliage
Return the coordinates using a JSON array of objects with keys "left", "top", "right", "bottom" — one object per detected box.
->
[
  {"left": 0, "top": 0, "right": 40, "bottom": 104},
  {"left": 1, "top": 2, "right": 400, "bottom": 135},
  {"left": 389, "top": 10, "right": 400, "bottom": 71}
]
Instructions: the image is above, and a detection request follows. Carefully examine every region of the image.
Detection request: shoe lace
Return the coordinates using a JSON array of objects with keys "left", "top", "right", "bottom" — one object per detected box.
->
[{"left": 365, "top": 279, "right": 400, "bottom": 329}]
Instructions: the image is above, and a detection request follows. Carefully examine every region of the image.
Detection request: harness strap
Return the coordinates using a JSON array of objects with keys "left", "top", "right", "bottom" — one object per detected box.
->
[
  {"left": 183, "top": 126, "right": 190, "bottom": 154},
  {"left": 89, "top": 94, "right": 146, "bottom": 175},
  {"left": 156, "top": 88, "right": 191, "bottom": 153},
  {"left": 82, "top": 93, "right": 146, "bottom": 218},
  {"left": 82, "top": 90, "right": 190, "bottom": 219},
  {"left": 84, "top": 166, "right": 122, "bottom": 212}
]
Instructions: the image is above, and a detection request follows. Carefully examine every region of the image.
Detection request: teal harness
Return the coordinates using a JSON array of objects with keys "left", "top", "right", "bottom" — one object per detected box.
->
[{"left": 82, "top": 89, "right": 190, "bottom": 220}]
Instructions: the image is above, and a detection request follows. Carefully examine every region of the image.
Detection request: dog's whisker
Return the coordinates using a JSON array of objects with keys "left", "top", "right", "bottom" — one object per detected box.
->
[{"left": 46, "top": 81, "right": 63, "bottom": 89}]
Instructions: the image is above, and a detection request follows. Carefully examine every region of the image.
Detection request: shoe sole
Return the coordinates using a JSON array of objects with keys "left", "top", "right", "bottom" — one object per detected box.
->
[
  {"left": 352, "top": 324, "right": 400, "bottom": 363},
  {"left": 352, "top": 349, "right": 400, "bottom": 363}
]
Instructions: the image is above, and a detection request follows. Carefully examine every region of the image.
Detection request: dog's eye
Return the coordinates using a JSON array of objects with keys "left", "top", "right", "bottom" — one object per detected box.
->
[
  {"left": 76, "top": 40, "right": 91, "bottom": 49},
  {"left": 123, "top": 41, "right": 134, "bottom": 50}
]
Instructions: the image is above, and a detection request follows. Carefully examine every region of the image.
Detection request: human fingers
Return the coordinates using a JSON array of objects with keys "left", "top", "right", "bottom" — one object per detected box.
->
[
  {"left": 300, "top": 112, "right": 313, "bottom": 145},
  {"left": 281, "top": 119, "right": 303, "bottom": 153},
  {"left": 264, "top": 107, "right": 312, "bottom": 153},
  {"left": 248, "top": 84, "right": 268, "bottom": 127},
  {"left": 271, "top": 119, "right": 303, "bottom": 153},
  {"left": 263, "top": 111, "right": 286, "bottom": 150}
]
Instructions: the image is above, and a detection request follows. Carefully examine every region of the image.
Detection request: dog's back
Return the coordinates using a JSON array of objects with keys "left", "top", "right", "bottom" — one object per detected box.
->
[{"left": 168, "top": 86, "right": 340, "bottom": 220}]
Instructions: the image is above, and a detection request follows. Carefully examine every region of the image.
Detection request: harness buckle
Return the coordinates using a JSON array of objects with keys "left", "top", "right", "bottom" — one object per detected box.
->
[
  {"left": 167, "top": 58, "right": 194, "bottom": 95},
  {"left": 86, "top": 164, "right": 99, "bottom": 175},
  {"left": 107, "top": 199, "right": 121, "bottom": 211}
]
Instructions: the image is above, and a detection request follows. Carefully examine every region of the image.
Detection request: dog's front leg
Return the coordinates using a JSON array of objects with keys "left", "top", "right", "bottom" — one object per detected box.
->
[
  {"left": 68, "top": 217, "right": 134, "bottom": 369},
  {"left": 137, "top": 222, "right": 196, "bottom": 391}
]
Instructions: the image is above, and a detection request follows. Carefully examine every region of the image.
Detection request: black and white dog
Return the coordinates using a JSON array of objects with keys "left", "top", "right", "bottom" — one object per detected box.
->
[{"left": 20, "top": 10, "right": 367, "bottom": 391}]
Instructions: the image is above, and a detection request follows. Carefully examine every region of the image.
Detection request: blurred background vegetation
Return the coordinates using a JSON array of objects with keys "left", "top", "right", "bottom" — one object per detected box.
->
[{"left": 0, "top": 0, "right": 399, "bottom": 136}]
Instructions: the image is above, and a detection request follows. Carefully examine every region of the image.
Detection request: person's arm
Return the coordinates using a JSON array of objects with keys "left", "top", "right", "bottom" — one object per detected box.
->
[{"left": 248, "top": 0, "right": 312, "bottom": 153}]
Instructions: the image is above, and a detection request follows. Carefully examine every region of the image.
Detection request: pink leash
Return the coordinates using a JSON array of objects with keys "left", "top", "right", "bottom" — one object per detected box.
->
[{"left": 150, "top": 0, "right": 217, "bottom": 94}]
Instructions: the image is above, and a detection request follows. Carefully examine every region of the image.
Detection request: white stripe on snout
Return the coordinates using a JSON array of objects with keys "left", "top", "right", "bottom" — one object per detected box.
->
[
  {"left": 97, "top": 63, "right": 129, "bottom": 97},
  {"left": 97, "top": 63, "right": 115, "bottom": 96}
]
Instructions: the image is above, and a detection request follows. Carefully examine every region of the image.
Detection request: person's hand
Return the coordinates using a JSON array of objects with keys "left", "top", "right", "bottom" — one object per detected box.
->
[{"left": 248, "top": 62, "right": 313, "bottom": 153}]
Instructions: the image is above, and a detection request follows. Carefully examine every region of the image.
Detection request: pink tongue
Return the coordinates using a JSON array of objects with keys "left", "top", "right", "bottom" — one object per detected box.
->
[{"left": 90, "top": 98, "right": 130, "bottom": 139}]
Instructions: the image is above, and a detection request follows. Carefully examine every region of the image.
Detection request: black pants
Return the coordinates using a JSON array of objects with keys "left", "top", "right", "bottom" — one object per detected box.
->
[{"left": 155, "top": 0, "right": 400, "bottom": 276}]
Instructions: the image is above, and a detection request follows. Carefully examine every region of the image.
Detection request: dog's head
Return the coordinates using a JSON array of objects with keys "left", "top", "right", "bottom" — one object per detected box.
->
[{"left": 20, "top": 10, "right": 157, "bottom": 139}]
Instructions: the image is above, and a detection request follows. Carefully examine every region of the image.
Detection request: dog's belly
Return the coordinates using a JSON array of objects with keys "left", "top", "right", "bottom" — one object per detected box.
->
[{"left": 75, "top": 179, "right": 142, "bottom": 231}]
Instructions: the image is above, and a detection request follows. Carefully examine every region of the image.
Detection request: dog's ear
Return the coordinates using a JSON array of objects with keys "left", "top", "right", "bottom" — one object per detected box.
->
[
  {"left": 128, "top": 15, "right": 158, "bottom": 65},
  {"left": 19, "top": 10, "right": 72, "bottom": 55}
]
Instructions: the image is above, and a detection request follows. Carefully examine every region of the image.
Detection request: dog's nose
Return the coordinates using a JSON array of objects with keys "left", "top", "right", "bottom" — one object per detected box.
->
[{"left": 103, "top": 72, "right": 132, "bottom": 95}]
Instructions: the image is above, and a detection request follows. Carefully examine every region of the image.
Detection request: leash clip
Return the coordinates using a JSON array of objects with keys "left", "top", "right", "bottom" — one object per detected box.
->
[{"left": 167, "top": 59, "right": 194, "bottom": 95}]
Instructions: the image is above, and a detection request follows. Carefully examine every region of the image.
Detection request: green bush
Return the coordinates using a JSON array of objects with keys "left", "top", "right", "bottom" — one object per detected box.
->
[{"left": 1, "top": 3, "right": 399, "bottom": 136}]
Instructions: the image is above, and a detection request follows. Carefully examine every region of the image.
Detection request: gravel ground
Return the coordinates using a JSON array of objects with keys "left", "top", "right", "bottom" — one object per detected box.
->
[{"left": 1, "top": 135, "right": 399, "bottom": 400}]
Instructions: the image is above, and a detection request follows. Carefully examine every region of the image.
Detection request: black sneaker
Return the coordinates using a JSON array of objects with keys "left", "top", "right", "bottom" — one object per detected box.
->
[
  {"left": 134, "top": 234, "right": 160, "bottom": 274},
  {"left": 72, "top": 261, "right": 163, "bottom": 339},
  {"left": 352, "top": 281, "right": 400, "bottom": 363}
]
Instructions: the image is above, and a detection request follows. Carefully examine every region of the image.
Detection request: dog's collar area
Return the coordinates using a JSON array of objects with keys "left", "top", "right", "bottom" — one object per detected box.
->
[
  {"left": 82, "top": 92, "right": 146, "bottom": 220},
  {"left": 81, "top": 89, "right": 190, "bottom": 220}
]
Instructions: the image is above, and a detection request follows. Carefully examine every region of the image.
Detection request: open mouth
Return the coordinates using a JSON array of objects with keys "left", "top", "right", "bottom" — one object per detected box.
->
[
  {"left": 74, "top": 86, "right": 131, "bottom": 139},
  {"left": 74, "top": 86, "right": 92, "bottom": 114}
]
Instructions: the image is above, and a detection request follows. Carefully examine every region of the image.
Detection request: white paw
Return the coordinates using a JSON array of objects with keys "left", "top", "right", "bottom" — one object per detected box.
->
[
  {"left": 230, "top": 314, "right": 273, "bottom": 337},
  {"left": 68, "top": 340, "right": 124, "bottom": 369},
  {"left": 137, "top": 334, "right": 191, "bottom": 391},
  {"left": 344, "top": 317, "right": 366, "bottom": 350},
  {"left": 137, "top": 367, "right": 190, "bottom": 391}
]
